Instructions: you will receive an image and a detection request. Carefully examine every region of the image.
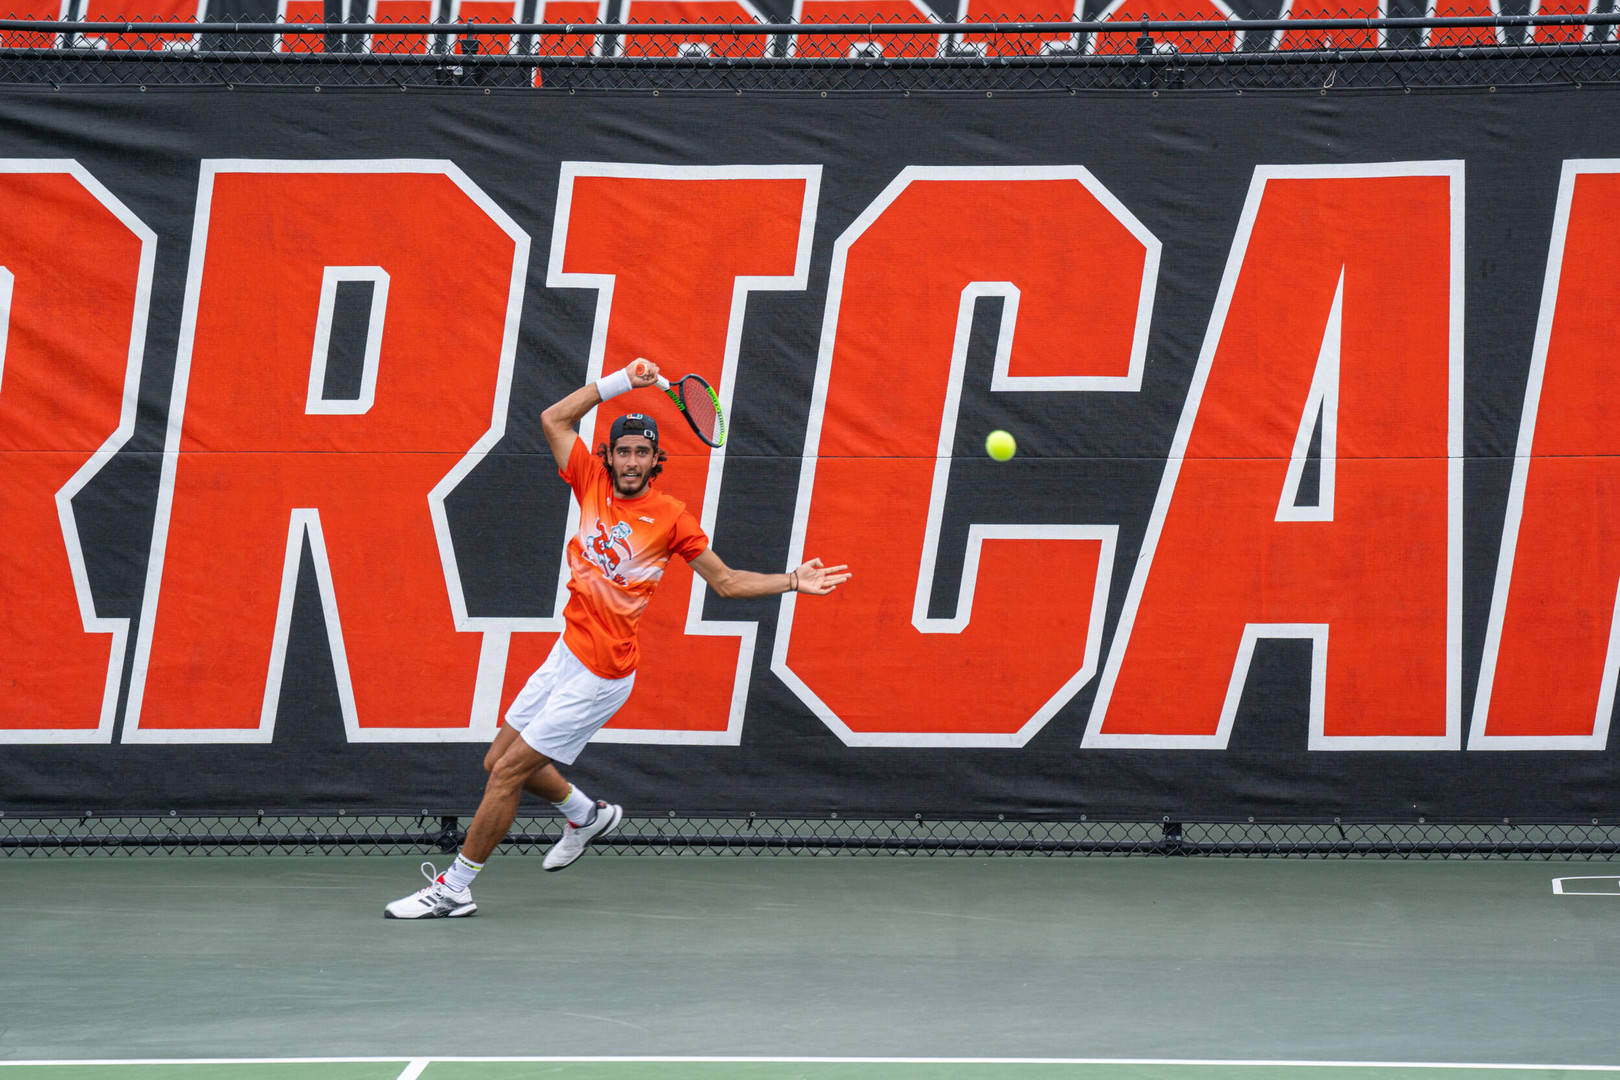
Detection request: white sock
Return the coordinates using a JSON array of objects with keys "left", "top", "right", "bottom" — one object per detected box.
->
[
  {"left": 442, "top": 853, "right": 482, "bottom": 893},
  {"left": 553, "top": 784, "right": 597, "bottom": 827}
]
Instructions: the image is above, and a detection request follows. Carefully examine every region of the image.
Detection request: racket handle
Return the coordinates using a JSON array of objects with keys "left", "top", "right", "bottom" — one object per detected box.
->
[{"left": 632, "top": 357, "right": 672, "bottom": 391}]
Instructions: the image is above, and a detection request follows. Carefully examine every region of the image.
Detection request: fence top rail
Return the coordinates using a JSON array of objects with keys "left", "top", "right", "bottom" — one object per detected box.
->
[
  {"left": 4, "top": 42, "right": 1616, "bottom": 64},
  {"left": 8, "top": 14, "right": 1620, "bottom": 34}
]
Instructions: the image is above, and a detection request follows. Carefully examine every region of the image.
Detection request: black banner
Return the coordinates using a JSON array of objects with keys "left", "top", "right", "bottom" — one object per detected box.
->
[{"left": 0, "top": 88, "right": 1617, "bottom": 822}]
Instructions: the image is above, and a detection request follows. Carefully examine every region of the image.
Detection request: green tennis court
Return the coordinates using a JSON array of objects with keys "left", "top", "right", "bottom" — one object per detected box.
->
[
  {"left": 3, "top": 1061, "right": 1620, "bottom": 1080},
  {"left": 4, "top": 856, "right": 1618, "bottom": 1076}
]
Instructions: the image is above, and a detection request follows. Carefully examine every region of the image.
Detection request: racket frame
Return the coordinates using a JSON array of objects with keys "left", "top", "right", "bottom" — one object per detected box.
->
[{"left": 655, "top": 373, "right": 726, "bottom": 448}]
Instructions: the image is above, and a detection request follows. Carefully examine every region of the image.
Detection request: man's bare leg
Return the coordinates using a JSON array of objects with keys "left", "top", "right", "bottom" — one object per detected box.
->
[
  {"left": 483, "top": 725, "right": 571, "bottom": 803},
  {"left": 461, "top": 736, "right": 563, "bottom": 864},
  {"left": 472, "top": 725, "right": 615, "bottom": 874},
  {"left": 384, "top": 726, "right": 608, "bottom": 917},
  {"left": 383, "top": 743, "right": 546, "bottom": 918}
]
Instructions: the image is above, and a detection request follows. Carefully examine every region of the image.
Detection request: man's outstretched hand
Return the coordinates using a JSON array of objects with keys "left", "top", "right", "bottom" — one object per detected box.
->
[{"left": 793, "top": 557, "right": 851, "bottom": 595}]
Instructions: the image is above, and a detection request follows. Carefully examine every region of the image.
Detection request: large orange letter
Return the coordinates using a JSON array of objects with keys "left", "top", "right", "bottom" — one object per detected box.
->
[
  {"left": 0, "top": 163, "right": 153, "bottom": 744},
  {"left": 497, "top": 163, "right": 820, "bottom": 745},
  {"left": 774, "top": 166, "right": 1157, "bottom": 746},
  {"left": 1471, "top": 161, "right": 1620, "bottom": 750},
  {"left": 1087, "top": 164, "right": 1462, "bottom": 750},
  {"left": 126, "top": 162, "right": 527, "bottom": 743}
]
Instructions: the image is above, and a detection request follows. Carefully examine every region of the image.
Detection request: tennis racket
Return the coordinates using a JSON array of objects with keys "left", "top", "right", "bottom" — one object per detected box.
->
[{"left": 639, "top": 362, "right": 726, "bottom": 448}]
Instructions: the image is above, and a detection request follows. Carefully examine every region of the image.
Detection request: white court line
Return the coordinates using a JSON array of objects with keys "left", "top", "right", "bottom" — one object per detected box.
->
[
  {"left": 1553, "top": 876, "right": 1620, "bottom": 896},
  {"left": 3, "top": 1058, "right": 1620, "bottom": 1070}
]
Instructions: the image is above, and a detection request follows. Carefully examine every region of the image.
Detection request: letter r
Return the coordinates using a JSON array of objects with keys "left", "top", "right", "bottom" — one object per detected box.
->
[{"left": 126, "top": 161, "right": 528, "bottom": 743}]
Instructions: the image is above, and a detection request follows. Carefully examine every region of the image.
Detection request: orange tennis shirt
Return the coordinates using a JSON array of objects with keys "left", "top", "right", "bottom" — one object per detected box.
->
[{"left": 559, "top": 437, "right": 709, "bottom": 679}]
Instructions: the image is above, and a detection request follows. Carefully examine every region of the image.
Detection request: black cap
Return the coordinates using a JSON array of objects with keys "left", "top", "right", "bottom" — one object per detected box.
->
[{"left": 609, "top": 413, "right": 659, "bottom": 446}]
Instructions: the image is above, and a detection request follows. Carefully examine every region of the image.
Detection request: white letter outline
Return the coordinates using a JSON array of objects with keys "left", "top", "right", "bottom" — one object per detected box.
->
[{"left": 305, "top": 265, "right": 389, "bottom": 416}]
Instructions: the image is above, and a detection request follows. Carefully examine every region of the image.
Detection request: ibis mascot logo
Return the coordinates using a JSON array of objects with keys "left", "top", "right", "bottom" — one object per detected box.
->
[{"left": 586, "top": 520, "right": 635, "bottom": 586}]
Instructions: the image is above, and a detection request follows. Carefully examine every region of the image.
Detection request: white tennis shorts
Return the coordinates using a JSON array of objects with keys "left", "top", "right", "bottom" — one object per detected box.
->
[{"left": 504, "top": 640, "right": 635, "bottom": 765}]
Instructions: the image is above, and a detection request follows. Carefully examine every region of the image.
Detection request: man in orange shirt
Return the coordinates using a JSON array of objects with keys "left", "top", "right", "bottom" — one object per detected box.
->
[{"left": 387, "top": 360, "right": 850, "bottom": 918}]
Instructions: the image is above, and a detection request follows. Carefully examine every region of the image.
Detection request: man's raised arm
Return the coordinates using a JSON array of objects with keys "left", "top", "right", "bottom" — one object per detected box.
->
[{"left": 539, "top": 360, "right": 662, "bottom": 470}]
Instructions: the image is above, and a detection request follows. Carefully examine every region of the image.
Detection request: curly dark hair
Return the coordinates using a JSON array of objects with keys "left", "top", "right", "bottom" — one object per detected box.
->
[{"left": 596, "top": 439, "right": 668, "bottom": 484}]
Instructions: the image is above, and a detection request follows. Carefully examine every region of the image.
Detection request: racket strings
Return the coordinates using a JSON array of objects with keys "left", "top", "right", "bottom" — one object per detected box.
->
[{"left": 679, "top": 377, "right": 724, "bottom": 446}]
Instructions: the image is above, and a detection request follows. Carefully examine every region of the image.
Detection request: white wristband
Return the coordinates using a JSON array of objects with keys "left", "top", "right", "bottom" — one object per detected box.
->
[{"left": 596, "top": 367, "right": 634, "bottom": 401}]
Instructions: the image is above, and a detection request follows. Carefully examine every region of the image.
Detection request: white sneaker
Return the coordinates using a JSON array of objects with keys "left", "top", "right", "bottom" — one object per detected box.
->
[
  {"left": 543, "top": 801, "right": 623, "bottom": 872},
  {"left": 384, "top": 861, "right": 477, "bottom": 919}
]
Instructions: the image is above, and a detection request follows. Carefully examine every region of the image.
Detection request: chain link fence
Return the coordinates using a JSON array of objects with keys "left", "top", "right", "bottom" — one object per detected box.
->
[
  {"left": 0, "top": 13, "right": 1616, "bottom": 89},
  {"left": 3, "top": 814, "right": 1617, "bottom": 857}
]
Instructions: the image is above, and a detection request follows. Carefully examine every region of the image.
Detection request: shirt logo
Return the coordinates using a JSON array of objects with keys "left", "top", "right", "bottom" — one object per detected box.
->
[
  {"left": 639, "top": 516, "right": 656, "bottom": 524},
  {"left": 585, "top": 520, "right": 634, "bottom": 586}
]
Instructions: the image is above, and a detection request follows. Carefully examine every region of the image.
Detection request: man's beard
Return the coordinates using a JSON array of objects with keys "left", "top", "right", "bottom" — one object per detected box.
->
[{"left": 611, "top": 470, "right": 650, "bottom": 498}]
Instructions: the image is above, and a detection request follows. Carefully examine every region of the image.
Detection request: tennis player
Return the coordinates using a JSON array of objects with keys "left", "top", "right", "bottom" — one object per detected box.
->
[{"left": 387, "top": 359, "right": 850, "bottom": 918}]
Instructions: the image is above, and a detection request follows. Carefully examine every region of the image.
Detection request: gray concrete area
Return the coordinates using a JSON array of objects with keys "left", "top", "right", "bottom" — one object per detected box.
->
[{"left": 2, "top": 856, "right": 1617, "bottom": 1064}]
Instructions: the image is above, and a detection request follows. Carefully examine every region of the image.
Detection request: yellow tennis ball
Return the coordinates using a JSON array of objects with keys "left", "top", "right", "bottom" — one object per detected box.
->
[{"left": 985, "top": 429, "right": 1016, "bottom": 462}]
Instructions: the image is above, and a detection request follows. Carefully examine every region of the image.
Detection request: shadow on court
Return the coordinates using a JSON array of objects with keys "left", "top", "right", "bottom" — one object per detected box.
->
[{"left": 1, "top": 856, "right": 1617, "bottom": 1066}]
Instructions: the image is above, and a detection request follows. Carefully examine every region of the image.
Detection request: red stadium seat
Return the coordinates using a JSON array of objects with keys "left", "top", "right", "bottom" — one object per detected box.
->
[
  {"left": 956, "top": 0, "right": 1082, "bottom": 57},
  {"left": 1427, "top": 0, "right": 1588, "bottom": 44},
  {"left": 1272, "top": 0, "right": 1381, "bottom": 49},
  {"left": 368, "top": 0, "right": 433, "bottom": 54},
  {"left": 789, "top": 0, "right": 940, "bottom": 58},
  {"left": 1088, "top": 0, "right": 1239, "bottom": 54},
  {"left": 532, "top": 0, "right": 606, "bottom": 56},
  {"left": 1422, "top": 0, "right": 1498, "bottom": 46},
  {"left": 1530, "top": 0, "right": 1593, "bottom": 42},
  {"left": 78, "top": 0, "right": 203, "bottom": 50},
  {"left": 451, "top": 0, "right": 519, "bottom": 54},
  {"left": 619, "top": 0, "right": 767, "bottom": 58},
  {"left": 277, "top": 0, "right": 341, "bottom": 53},
  {"left": 0, "top": 0, "right": 67, "bottom": 49}
]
